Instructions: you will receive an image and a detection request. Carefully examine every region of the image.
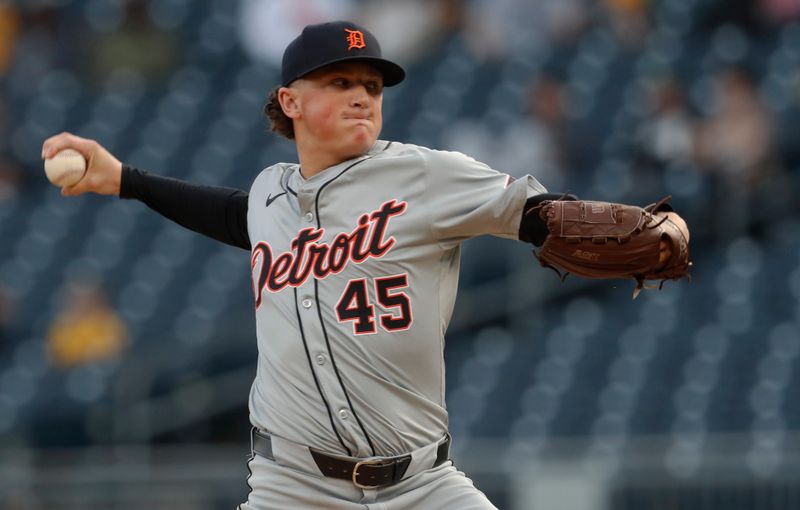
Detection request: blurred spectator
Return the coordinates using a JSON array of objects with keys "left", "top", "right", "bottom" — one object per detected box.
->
[
  {"left": 47, "top": 278, "right": 128, "bottom": 369},
  {"left": 7, "top": 5, "right": 67, "bottom": 96},
  {"left": 0, "top": 156, "right": 24, "bottom": 203},
  {"left": 441, "top": 119, "right": 498, "bottom": 175},
  {"left": 703, "top": 0, "right": 773, "bottom": 36},
  {"left": 463, "top": 0, "right": 589, "bottom": 59},
  {"left": 0, "top": 94, "right": 12, "bottom": 163},
  {"left": 695, "top": 67, "right": 781, "bottom": 187},
  {"left": 444, "top": 72, "right": 594, "bottom": 189},
  {"left": 360, "top": 0, "right": 457, "bottom": 67},
  {"left": 87, "top": 0, "right": 180, "bottom": 85},
  {"left": 497, "top": 73, "right": 593, "bottom": 188},
  {"left": 0, "top": 282, "right": 17, "bottom": 347},
  {"left": 694, "top": 66, "right": 783, "bottom": 235},
  {"left": 760, "top": 0, "right": 800, "bottom": 24},
  {"left": 603, "top": 0, "right": 650, "bottom": 49},
  {"left": 238, "top": 0, "right": 355, "bottom": 66},
  {"left": 0, "top": 2, "right": 20, "bottom": 76},
  {"left": 437, "top": 0, "right": 468, "bottom": 34},
  {"left": 636, "top": 78, "right": 697, "bottom": 171}
]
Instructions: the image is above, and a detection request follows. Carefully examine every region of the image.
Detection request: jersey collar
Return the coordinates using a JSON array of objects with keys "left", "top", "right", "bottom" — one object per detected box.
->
[{"left": 294, "top": 140, "right": 390, "bottom": 184}]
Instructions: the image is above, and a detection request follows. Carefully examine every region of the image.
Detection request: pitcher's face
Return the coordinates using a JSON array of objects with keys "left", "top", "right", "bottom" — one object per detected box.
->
[{"left": 283, "top": 62, "right": 384, "bottom": 161}]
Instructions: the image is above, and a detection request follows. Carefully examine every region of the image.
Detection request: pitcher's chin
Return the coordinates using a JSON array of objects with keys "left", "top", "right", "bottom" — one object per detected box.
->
[{"left": 349, "top": 129, "right": 377, "bottom": 152}]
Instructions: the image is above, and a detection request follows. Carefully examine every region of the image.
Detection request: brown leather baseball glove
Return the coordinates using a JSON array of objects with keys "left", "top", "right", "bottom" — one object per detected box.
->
[{"left": 533, "top": 196, "right": 692, "bottom": 298}]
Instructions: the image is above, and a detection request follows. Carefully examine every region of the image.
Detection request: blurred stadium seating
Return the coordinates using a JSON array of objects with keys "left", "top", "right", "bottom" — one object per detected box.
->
[{"left": 1, "top": 0, "right": 800, "bottom": 509}]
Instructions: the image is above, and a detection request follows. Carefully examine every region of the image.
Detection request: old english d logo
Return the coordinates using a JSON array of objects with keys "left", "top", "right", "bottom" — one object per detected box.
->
[{"left": 345, "top": 28, "right": 366, "bottom": 51}]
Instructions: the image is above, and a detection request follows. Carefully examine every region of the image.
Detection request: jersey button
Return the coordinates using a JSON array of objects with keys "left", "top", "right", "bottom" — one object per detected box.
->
[
  {"left": 315, "top": 354, "right": 326, "bottom": 366},
  {"left": 338, "top": 409, "right": 349, "bottom": 420},
  {"left": 303, "top": 212, "right": 314, "bottom": 222},
  {"left": 302, "top": 298, "right": 313, "bottom": 309}
]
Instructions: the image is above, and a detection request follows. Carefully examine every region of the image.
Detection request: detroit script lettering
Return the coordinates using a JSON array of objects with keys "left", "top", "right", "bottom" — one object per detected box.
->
[{"left": 251, "top": 199, "right": 407, "bottom": 309}]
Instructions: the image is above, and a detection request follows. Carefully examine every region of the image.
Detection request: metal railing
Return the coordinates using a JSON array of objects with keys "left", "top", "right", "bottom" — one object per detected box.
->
[{"left": 4, "top": 433, "right": 800, "bottom": 510}]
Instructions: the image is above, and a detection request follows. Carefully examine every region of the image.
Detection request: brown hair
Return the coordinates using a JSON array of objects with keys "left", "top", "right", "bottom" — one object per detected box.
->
[{"left": 263, "top": 87, "right": 295, "bottom": 140}]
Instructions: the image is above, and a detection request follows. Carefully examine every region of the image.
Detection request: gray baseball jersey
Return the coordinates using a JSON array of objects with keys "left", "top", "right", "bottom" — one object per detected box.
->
[{"left": 246, "top": 140, "right": 546, "bottom": 459}]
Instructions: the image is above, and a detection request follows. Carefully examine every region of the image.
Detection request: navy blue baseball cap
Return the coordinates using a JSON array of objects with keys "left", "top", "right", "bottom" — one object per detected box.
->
[{"left": 281, "top": 21, "right": 406, "bottom": 87}]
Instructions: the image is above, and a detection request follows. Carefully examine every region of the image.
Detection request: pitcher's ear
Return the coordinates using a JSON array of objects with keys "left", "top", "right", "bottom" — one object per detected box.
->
[{"left": 278, "top": 87, "right": 301, "bottom": 119}]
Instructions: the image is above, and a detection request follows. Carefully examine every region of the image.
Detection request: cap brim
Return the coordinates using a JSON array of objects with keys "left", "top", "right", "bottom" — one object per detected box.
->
[{"left": 284, "top": 56, "right": 406, "bottom": 87}]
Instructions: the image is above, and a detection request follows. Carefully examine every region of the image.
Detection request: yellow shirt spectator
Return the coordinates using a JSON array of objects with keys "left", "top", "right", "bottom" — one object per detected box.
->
[
  {"left": 47, "top": 283, "right": 128, "bottom": 368},
  {"left": 0, "top": 5, "right": 20, "bottom": 75}
]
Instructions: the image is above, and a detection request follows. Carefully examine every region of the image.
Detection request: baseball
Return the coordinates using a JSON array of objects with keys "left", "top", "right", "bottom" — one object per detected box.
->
[{"left": 44, "top": 149, "right": 87, "bottom": 188}]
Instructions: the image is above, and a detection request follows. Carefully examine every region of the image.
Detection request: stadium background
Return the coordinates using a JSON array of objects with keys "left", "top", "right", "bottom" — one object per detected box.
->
[{"left": 1, "top": 0, "right": 800, "bottom": 508}]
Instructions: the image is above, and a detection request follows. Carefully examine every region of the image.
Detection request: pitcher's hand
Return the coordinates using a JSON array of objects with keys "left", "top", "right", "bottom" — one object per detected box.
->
[{"left": 42, "top": 132, "right": 123, "bottom": 196}]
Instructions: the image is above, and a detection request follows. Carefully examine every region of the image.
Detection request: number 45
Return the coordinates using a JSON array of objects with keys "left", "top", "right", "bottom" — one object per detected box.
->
[{"left": 335, "top": 274, "right": 413, "bottom": 335}]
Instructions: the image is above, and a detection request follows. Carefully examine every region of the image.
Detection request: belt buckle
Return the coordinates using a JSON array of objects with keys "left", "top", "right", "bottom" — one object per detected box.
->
[{"left": 352, "top": 458, "right": 393, "bottom": 489}]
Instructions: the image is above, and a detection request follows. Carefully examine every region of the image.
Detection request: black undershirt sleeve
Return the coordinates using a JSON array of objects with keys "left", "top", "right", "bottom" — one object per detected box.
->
[
  {"left": 119, "top": 165, "right": 251, "bottom": 250},
  {"left": 518, "top": 192, "right": 578, "bottom": 247}
]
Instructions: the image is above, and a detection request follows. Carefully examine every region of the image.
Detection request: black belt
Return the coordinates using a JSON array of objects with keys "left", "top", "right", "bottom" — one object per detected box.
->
[{"left": 251, "top": 429, "right": 451, "bottom": 489}]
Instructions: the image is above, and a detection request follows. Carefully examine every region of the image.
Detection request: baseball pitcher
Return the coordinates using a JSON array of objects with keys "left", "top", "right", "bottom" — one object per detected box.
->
[{"left": 42, "top": 21, "right": 690, "bottom": 510}]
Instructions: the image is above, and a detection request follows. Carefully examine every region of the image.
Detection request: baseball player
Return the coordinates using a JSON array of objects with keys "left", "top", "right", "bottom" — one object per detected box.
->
[{"left": 42, "top": 21, "right": 689, "bottom": 509}]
